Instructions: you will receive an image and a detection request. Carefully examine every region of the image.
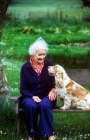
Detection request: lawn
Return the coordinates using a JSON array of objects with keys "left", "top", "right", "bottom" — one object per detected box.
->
[
  {"left": 0, "top": 0, "right": 90, "bottom": 139},
  {"left": 1, "top": 19, "right": 90, "bottom": 68}
]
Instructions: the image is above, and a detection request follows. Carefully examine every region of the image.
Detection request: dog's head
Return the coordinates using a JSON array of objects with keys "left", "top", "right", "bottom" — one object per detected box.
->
[
  {"left": 48, "top": 65, "right": 63, "bottom": 74},
  {"left": 48, "top": 65, "right": 67, "bottom": 79}
]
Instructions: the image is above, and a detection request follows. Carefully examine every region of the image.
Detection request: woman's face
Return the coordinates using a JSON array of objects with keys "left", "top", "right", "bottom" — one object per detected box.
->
[{"left": 33, "top": 49, "right": 46, "bottom": 64}]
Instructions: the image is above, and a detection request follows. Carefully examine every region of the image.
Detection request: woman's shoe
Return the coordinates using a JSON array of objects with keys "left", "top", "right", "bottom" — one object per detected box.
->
[
  {"left": 48, "top": 135, "right": 55, "bottom": 140},
  {"left": 29, "top": 137, "right": 34, "bottom": 140}
]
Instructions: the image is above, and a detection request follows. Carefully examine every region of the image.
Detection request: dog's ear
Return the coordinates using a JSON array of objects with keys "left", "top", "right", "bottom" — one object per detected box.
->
[
  {"left": 66, "top": 80, "right": 74, "bottom": 88},
  {"left": 56, "top": 72, "right": 63, "bottom": 79},
  {"left": 54, "top": 65, "right": 58, "bottom": 72},
  {"left": 56, "top": 80, "right": 64, "bottom": 88},
  {"left": 61, "top": 73, "right": 64, "bottom": 79},
  {"left": 59, "top": 72, "right": 64, "bottom": 79}
]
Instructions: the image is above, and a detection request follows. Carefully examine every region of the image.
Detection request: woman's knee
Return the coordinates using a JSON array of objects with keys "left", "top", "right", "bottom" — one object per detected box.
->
[
  {"left": 38, "top": 97, "right": 52, "bottom": 109},
  {"left": 22, "top": 98, "right": 37, "bottom": 110}
]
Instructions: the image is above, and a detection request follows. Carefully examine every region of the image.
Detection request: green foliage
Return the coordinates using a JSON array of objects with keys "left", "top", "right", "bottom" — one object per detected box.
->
[
  {"left": 0, "top": 103, "right": 28, "bottom": 140},
  {"left": 1, "top": 17, "right": 90, "bottom": 68},
  {"left": 54, "top": 112, "right": 90, "bottom": 139},
  {"left": 1, "top": 1, "right": 90, "bottom": 139}
]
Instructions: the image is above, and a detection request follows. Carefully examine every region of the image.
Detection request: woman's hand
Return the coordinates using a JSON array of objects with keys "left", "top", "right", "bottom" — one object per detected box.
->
[
  {"left": 32, "top": 96, "right": 41, "bottom": 103},
  {"left": 48, "top": 88, "right": 57, "bottom": 101}
]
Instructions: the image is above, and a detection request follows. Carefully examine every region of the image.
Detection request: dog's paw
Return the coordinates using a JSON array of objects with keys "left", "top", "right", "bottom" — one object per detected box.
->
[
  {"left": 60, "top": 107, "right": 66, "bottom": 110},
  {"left": 76, "top": 106, "right": 84, "bottom": 110},
  {"left": 76, "top": 106, "right": 89, "bottom": 110}
]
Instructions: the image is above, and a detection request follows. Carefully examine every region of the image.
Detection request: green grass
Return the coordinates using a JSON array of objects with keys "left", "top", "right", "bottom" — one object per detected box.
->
[
  {"left": 0, "top": 103, "right": 90, "bottom": 140},
  {"left": 54, "top": 112, "right": 90, "bottom": 139},
  {"left": 0, "top": 0, "right": 90, "bottom": 139},
  {"left": 2, "top": 59, "right": 24, "bottom": 96},
  {"left": 0, "top": 104, "right": 28, "bottom": 140},
  {"left": 1, "top": 21, "right": 90, "bottom": 68}
]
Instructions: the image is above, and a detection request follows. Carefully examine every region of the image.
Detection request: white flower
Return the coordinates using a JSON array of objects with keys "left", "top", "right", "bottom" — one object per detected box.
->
[{"left": 0, "top": 42, "right": 6, "bottom": 45}]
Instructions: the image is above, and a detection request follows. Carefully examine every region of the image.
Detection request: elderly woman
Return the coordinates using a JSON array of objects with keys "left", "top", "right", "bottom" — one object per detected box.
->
[{"left": 20, "top": 37, "right": 56, "bottom": 140}]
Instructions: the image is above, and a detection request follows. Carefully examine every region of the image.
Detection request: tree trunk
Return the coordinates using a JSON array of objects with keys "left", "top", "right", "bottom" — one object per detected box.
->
[{"left": 0, "top": 0, "right": 10, "bottom": 104}]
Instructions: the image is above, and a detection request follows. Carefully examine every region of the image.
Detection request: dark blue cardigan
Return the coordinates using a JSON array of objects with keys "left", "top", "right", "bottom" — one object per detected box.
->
[{"left": 20, "top": 59, "right": 55, "bottom": 99}]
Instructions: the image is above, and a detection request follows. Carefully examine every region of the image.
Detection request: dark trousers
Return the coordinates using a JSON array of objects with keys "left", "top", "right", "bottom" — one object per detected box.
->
[{"left": 22, "top": 97, "right": 56, "bottom": 138}]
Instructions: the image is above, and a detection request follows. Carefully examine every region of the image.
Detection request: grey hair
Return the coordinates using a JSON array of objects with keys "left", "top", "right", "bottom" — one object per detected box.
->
[{"left": 28, "top": 37, "right": 48, "bottom": 55}]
